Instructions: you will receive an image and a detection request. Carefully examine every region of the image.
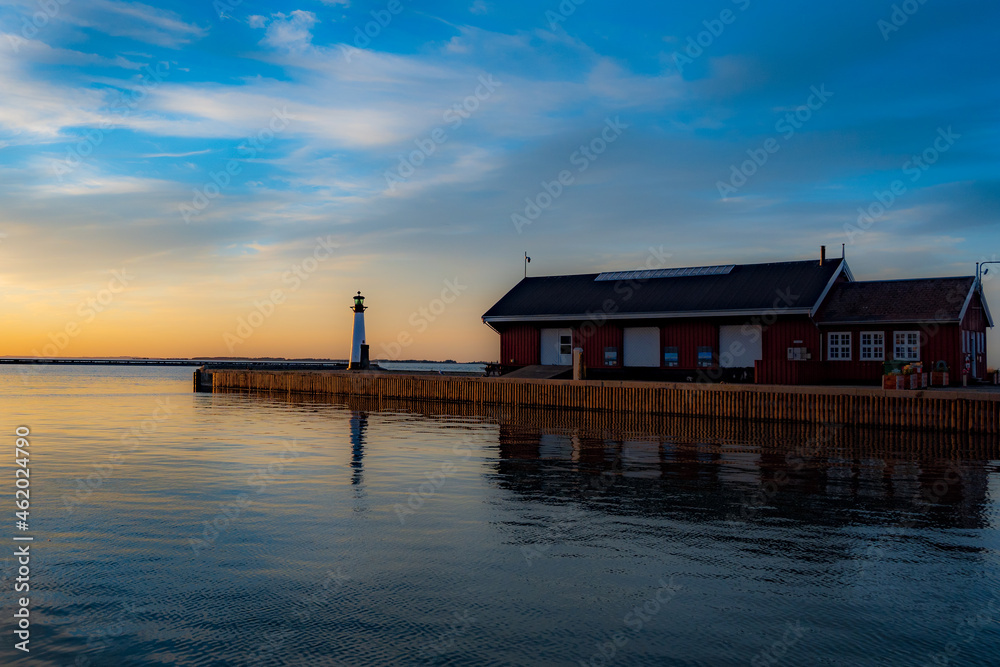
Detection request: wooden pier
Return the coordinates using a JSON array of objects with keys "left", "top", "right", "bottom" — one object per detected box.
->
[{"left": 196, "top": 369, "right": 1000, "bottom": 435}]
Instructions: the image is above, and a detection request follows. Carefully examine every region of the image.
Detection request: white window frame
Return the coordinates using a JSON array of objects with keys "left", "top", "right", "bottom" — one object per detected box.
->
[
  {"left": 559, "top": 334, "right": 572, "bottom": 357},
  {"left": 859, "top": 331, "right": 884, "bottom": 361},
  {"left": 828, "top": 332, "right": 852, "bottom": 361},
  {"left": 893, "top": 331, "right": 921, "bottom": 361}
]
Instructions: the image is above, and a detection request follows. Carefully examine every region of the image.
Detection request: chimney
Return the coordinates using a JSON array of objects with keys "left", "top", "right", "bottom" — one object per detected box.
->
[{"left": 820, "top": 245, "right": 826, "bottom": 266}]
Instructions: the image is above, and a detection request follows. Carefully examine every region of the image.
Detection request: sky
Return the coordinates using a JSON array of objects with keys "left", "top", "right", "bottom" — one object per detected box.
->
[{"left": 0, "top": 0, "right": 997, "bottom": 363}]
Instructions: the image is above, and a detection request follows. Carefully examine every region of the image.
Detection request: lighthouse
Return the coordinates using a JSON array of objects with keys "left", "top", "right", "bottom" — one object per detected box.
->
[{"left": 348, "top": 291, "right": 369, "bottom": 370}]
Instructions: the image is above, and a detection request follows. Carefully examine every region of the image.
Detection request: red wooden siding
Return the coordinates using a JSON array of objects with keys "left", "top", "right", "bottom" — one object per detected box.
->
[
  {"left": 959, "top": 291, "right": 988, "bottom": 379},
  {"left": 661, "top": 321, "right": 718, "bottom": 368},
  {"left": 499, "top": 324, "right": 539, "bottom": 365},
  {"left": 762, "top": 317, "right": 821, "bottom": 361},
  {"left": 575, "top": 324, "right": 623, "bottom": 368},
  {"left": 756, "top": 318, "right": 824, "bottom": 384},
  {"left": 962, "top": 291, "right": 989, "bottom": 332},
  {"left": 755, "top": 360, "right": 827, "bottom": 385},
  {"left": 818, "top": 323, "right": 963, "bottom": 384}
]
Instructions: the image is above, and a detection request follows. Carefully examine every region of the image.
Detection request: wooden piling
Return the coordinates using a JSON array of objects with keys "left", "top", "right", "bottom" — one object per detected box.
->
[{"left": 206, "top": 370, "right": 1000, "bottom": 434}]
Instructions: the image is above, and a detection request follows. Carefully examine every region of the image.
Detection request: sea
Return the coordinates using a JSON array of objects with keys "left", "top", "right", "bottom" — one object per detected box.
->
[{"left": 1, "top": 364, "right": 998, "bottom": 666}]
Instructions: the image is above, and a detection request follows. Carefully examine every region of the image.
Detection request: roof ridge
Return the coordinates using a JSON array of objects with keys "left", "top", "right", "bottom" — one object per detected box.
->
[
  {"left": 843, "top": 275, "right": 974, "bottom": 285},
  {"left": 523, "top": 257, "right": 837, "bottom": 280}
]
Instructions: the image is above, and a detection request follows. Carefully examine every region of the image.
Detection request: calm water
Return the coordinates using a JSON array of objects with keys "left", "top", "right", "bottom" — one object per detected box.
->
[{"left": 1, "top": 365, "right": 999, "bottom": 666}]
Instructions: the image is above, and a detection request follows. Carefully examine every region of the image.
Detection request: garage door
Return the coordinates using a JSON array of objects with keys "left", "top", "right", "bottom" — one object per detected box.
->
[
  {"left": 623, "top": 327, "right": 660, "bottom": 367},
  {"left": 719, "top": 325, "right": 763, "bottom": 368},
  {"left": 540, "top": 328, "right": 573, "bottom": 365}
]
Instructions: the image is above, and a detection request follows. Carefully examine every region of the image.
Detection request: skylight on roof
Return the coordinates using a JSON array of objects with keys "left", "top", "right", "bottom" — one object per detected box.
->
[{"left": 594, "top": 265, "right": 735, "bottom": 281}]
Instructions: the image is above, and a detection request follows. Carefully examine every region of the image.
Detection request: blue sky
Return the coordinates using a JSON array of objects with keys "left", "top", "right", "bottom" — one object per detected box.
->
[{"left": 0, "top": 0, "right": 997, "bottom": 361}]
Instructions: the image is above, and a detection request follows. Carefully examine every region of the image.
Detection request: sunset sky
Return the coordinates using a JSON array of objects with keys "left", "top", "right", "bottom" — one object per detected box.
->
[{"left": 0, "top": 0, "right": 997, "bottom": 362}]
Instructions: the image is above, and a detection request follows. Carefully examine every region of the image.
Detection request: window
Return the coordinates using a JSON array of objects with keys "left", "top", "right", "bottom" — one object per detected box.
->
[
  {"left": 860, "top": 332, "right": 884, "bottom": 361},
  {"left": 604, "top": 347, "right": 618, "bottom": 366},
  {"left": 893, "top": 331, "right": 920, "bottom": 361},
  {"left": 697, "top": 346, "right": 713, "bottom": 368},
  {"left": 559, "top": 335, "right": 572, "bottom": 356},
  {"left": 663, "top": 346, "right": 679, "bottom": 367},
  {"left": 828, "top": 332, "right": 852, "bottom": 360}
]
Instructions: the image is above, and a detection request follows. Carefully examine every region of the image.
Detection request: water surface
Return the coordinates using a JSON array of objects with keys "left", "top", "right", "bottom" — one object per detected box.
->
[{"left": 1, "top": 365, "right": 998, "bottom": 666}]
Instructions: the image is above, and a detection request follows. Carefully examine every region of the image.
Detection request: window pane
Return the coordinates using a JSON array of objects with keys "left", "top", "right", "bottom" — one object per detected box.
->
[{"left": 560, "top": 335, "right": 572, "bottom": 355}]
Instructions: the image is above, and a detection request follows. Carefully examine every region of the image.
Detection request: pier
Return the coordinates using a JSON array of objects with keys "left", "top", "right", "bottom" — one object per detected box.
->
[{"left": 197, "top": 369, "right": 1000, "bottom": 435}]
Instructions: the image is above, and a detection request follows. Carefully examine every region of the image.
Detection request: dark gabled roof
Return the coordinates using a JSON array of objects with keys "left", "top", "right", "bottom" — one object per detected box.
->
[
  {"left": 483, "top": 258, "right": 845, "bottom": 321},
  {"left": 814, "top": 276, "right": 980, "bottom": 325}
]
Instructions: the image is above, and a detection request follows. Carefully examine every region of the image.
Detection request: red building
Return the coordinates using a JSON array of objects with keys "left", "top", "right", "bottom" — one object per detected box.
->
[{"left": 482, "top": 254, "right": 993, "bottom": 385}]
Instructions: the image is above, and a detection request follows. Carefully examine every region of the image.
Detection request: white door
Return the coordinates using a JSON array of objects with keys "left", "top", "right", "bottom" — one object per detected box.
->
[
  {"left": 623, "top": 327, "right": 660, "bottom": 367},
  {"left": 719, "top": 325, "right": 763, "bottom": 368},
  {"left": 540, "top": 328, "right": 573, "bottom": 365}
]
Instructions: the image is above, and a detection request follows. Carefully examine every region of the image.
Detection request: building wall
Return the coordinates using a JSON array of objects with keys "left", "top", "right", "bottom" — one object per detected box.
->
[
  {"left": 499, "top": 324, "right": 539, "bottom": 366},
  {"left": 961, "top": 291, "right": 989, "bottom": 378},
  {"left": 817, "top": 323, "right": 963, "bottom": 383},
  {"left": 661, "top": 321, "right": 718, "bottom": 369},
  {"left": 962, "top": 291, "right": 989, "bottom": 332},
  {"left": 496, "top": 312, "right": 986, "bottom": 384},
  {"left": 762, "top": 317, "right": 822, "bottom": 361},
  {"left": 575, "top": 323, "right": 623, "bottom": 368}
]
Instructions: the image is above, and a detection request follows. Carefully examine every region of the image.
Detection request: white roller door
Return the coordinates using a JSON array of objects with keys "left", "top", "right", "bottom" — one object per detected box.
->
[
  {"left": 623, "top": 327, "right": 660, "bottom": 367},
  {"left": 540, "top": 328, "right": 573, "bottom": 365},
  {"left": 719, "top": 324, "right": 763, "bottom": 368}
]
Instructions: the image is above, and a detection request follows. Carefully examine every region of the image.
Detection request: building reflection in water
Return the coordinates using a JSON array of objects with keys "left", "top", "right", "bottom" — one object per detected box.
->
[{"left": 493, "top": 417, "right": 996, "bottom": 533}]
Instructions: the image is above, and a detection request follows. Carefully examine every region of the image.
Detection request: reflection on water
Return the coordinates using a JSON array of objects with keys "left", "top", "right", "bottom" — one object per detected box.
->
[
  {"left": 1, "top": 366, "right": 998, "bottom": 666},
  {"left": 350, "top": 411, "right": 367, "bottom": 486}
]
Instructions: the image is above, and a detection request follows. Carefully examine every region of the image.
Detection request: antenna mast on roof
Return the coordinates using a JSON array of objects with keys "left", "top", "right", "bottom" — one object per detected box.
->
[{"left": 524, "top": 251, "right": 531, "bottom": 279}]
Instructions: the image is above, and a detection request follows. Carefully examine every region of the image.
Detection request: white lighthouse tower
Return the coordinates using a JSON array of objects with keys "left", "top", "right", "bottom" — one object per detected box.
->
[{"left": 348, "top": 291, "right": 369, "bottom": 370}]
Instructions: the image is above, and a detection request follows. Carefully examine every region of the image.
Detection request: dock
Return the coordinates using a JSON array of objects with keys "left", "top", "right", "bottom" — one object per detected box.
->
[{"left": 196, "top": 368, "right": 1000, "bottom": 434}]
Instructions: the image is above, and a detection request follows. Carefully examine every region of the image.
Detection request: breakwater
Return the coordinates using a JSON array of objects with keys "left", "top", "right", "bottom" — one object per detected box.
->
[{"left": 198, "top": 369, "right": 1000, "bottom": 435}]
